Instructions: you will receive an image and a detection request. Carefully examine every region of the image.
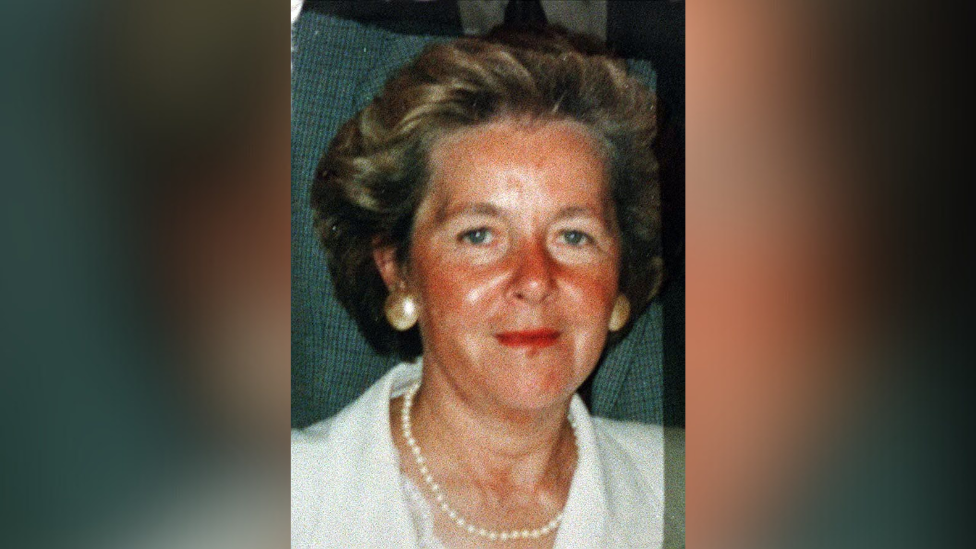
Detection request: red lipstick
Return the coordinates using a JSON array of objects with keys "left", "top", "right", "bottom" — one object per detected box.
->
[{"left": 496, "top": 328, "right": 560, "bottom": 348}]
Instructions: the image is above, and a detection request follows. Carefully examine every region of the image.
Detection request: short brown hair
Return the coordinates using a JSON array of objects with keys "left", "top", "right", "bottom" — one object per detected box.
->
[{"left": 311, "top": 27, "right": 663, "bottom": 357}]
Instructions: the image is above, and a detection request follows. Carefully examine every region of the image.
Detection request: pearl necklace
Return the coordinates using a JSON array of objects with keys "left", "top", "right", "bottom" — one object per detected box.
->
[{"left": 400, "top": 381, "right": 578, "bottom": 542}]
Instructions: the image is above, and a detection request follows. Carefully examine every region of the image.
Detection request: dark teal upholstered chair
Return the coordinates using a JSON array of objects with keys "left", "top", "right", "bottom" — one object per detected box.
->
[{"left": 291, "top": 12, "right": 665, "bottom": 428}]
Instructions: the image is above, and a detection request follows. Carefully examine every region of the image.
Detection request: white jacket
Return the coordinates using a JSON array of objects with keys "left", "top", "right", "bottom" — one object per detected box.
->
[{"left": 292, "top": 362, "right": 668, "bottom": 548}]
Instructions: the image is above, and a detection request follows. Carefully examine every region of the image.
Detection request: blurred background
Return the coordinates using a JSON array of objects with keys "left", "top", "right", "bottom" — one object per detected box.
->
[
  {"left": 1, "top": 0, "right": 973, "bottom": 548},
  {"left": 3, "top": 0, "right": 289, "bottom": 547}
]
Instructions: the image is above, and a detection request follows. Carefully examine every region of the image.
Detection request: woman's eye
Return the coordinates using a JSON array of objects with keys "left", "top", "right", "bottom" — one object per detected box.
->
[
  {"left": 561, "top": 230, "right": 591, "bottom": 246},
  {"left": 459, "top": 228, "right": 493, "bottom": 245}
]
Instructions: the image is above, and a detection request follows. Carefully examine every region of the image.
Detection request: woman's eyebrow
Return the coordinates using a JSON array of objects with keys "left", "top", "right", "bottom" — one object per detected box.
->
[
  {"left": 435, "top": 202, "right": 503, "bottom": 223},
  {"left": 555, "top": 206, "right": 592, "bottom": 218},
  {"left": 433, "top": 203, "right": 609, "bottom": 225},
  {"left": 553, "top": 205, "right": 605, "bottom": 222}
]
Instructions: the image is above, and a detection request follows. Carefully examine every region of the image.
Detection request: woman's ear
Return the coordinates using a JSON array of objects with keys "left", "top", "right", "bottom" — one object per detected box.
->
[{"left": 372, "top": 241, "right": 402, "bottom": 291}]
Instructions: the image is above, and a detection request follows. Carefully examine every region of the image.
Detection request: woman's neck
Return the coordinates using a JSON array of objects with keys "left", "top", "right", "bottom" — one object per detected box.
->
[{"left": 406, "top": 367, "right": 576, "bottom": 498}]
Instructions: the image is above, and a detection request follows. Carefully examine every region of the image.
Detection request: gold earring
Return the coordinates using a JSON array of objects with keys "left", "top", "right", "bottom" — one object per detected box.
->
[
  {"left": 608, "top": 295, "right": 630, "bottom": 332},
  {"left": 384, "top": 289, "right": 419, "bottom": 331}
]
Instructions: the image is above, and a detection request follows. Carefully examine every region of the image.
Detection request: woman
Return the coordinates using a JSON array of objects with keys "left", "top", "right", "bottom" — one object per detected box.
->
[{"left": 292, "top": 27, "right": 672, "bottom": 548}]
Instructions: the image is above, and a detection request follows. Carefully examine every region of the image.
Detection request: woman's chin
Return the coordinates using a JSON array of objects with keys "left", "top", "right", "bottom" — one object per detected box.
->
[{"left": 483, "top": 358, "right": 582, "bottom": 412}]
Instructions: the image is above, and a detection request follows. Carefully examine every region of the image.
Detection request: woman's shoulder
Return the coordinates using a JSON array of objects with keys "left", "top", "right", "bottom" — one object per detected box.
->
[
  {"left": 290, "top": 399, "right": 384, "bottom": 545},
  {"left": 589, "top": 418, "right": 685, "bottom": 546},
  {"left": 589, "top": 417, "right": 685, "bottom": 490},
  {"left": 292, "top": 416, "right": 336, "bottom": 445},
  {"left": 592, "top": 417, "right": 661, "bottom": 451},
  {"left": 591, "top": 416, "right": 684, "bottom": 447},
  {"left": 290, "top": 393, "right": 374, "bottom": 493},
  {"left": 291, "top": 417, "right": 339, "bottom": 503},
  {"left": 291, "top": 390, "right": 378, "bottom": 472},
  {"left": 292, "top": 363, "right": 409, "bottom": 454},
  {"left": 291, "top": 417, "right": 336, "bottom": 467}
]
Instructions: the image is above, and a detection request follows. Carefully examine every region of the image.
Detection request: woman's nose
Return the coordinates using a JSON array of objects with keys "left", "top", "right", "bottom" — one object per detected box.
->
[{"left": 508, "top": 240, "right": 555, "bottom": 303}]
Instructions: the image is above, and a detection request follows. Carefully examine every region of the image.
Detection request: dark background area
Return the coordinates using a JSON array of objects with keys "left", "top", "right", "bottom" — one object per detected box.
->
[{"left": 302, "top": 0, "right": 686, "bottom": 426}]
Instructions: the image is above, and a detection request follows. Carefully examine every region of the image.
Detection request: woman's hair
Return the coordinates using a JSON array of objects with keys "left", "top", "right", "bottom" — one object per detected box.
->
[{"left": 311, "top": 26, "right": 663, "bottom": 357}]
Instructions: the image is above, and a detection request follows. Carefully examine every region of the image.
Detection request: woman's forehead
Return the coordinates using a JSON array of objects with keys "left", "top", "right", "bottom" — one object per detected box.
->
[
  {"left": 431, "top": 117, "right": 604, "bottom": 162},
  {"left": 424, "top": 119, "right": 612, "bottom": 215}
]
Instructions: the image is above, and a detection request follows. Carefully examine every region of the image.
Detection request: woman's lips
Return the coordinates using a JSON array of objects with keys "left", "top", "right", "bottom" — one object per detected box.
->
[{"left": 495, "top": 329, "right": 561, "bottom": 348}]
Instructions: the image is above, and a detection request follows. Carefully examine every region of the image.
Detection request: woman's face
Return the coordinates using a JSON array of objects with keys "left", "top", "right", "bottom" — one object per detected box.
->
[{"left": 396, "top": 119, "right": 621, "bottom": 412}]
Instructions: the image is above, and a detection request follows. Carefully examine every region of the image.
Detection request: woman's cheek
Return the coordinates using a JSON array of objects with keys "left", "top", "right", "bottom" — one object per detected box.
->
[
  {"left": 558, "top": 260, "right": 619, "bottom": 317},
  {"left": 416, "top": 248, "right": 505, "bottom": 317}
]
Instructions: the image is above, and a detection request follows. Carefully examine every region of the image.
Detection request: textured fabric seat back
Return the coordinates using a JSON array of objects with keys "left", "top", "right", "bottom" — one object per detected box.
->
[{"left": 292, "top": 13, "right": 663, "bottom": 427}]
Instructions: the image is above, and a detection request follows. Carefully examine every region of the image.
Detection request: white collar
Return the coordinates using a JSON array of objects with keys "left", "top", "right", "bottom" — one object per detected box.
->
[{"left": 375, "top": 361, "right": 611, "bottom": 547}]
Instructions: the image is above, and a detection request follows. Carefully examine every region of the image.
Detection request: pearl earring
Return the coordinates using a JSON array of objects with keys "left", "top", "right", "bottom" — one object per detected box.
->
[
  {"left": 384, "top": 289, "right": 419, "bottom": 331},
  {"left": 608, "top": 295, "right": 630, "bottom": 332}
]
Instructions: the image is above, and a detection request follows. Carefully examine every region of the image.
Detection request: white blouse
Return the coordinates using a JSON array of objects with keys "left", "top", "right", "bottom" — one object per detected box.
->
[
  {"left": 401, "top": 474, "right": 446, "bottom": 548},
  {"left": 292, "top": 361, "right": 667, "bottom": 548}
]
